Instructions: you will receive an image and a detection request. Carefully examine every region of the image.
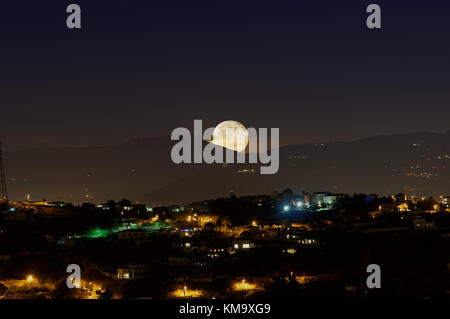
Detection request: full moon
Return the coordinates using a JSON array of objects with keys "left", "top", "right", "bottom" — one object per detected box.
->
[{"left": 210, "top": 120, "right": 249, "bottom": 152}]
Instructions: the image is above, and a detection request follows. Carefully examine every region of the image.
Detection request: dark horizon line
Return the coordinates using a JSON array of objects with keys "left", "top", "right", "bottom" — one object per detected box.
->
[{"left": 2, "top": 128, "right": 450, "bottom": 153}]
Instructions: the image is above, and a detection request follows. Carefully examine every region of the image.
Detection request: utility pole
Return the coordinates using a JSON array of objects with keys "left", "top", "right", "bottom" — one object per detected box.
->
[{"left": 0, "top": 140, "right": 8, "bottom": 201}]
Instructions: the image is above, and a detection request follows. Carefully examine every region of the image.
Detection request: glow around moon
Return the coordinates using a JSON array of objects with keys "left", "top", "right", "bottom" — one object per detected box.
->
[{"left": 209, "top": 120, "right": 249, "bottom": 152}]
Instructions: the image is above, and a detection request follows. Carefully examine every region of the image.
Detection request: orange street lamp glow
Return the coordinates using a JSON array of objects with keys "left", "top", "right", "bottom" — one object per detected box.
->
[
  {"left": 232, "top": 279, "right": 258, "bottom": 291},
  {"left": 172, "top": 286, "right": 203, "bottom": 298}
]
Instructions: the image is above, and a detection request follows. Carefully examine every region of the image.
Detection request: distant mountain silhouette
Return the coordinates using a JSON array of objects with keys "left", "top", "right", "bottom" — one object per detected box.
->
[
  {"left": 4, "top": 131, "right": 450, "bottom": 205},
  {"left": 5, "top": 136, "right": 208, "bottom": 204},
  {"left": 139, "top": 131, "right": 450, "bottom": 204}
]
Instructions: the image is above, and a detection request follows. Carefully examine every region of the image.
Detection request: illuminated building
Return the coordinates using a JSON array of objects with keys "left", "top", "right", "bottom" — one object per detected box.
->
[
  {"left": 198, "top": 215, "right": 218, "bottom": 227},
  {"left": 232, "top": 240, "right": 255, "bottom": 250},
  {"left": 443, "top": 196, "right": 450, "bottom": 208}
]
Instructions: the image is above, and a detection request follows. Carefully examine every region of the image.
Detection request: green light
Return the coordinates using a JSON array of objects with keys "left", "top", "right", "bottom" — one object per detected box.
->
[
  {"left": 85, "top": 228, "right": 111, "bottom": 238},
  {"left": 81, "top": 221, "right": 171, "bottom": 239}
]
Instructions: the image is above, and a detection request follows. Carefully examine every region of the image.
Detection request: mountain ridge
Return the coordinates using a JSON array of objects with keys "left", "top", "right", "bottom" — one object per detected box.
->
[{"left": 3, "top": 130, "right": 450, "bottom": 204}]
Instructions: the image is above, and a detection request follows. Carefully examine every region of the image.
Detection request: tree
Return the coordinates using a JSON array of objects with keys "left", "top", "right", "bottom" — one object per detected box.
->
[
  {"left": 204, "top": 222, "right": 216, "bottom": 230},
  {"left": 107, "top": 200, "right": 116, "bottom": 207},
  {"left": 0, "top": 283, "right": 7, "bottom": 296},
  {"left": 118, "top": 199, "right": 132, "bottom": 207},
  {"left": 98, "top": 288, "right": 113, "bottom": 299},
  {"left": 281, "top": 188, "right": 293, "bottom": 200},
  {"left": 81, "top": 202, "right": 96, "bottom": 210}
]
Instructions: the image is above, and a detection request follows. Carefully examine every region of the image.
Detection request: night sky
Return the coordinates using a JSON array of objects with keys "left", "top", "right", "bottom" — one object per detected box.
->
[{"left": 1, "top": 0, "right": 450, "bottom": 151}]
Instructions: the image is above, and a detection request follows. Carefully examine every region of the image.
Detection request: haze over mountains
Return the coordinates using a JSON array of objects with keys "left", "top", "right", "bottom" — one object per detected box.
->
[{"left": 4, "top": 130, "right": 450, "bottom": 205}]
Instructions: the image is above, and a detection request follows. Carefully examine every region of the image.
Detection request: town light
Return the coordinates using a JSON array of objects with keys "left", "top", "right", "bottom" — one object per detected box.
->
[
  {"left": 283, "top": 205, "right": 290, "bottom": 212},
  {"left": 232, "top": 279, "right": 258, "bottom": 291},
  {"left": 171, "top": 285, "right": 203, "bottom": 298}
]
